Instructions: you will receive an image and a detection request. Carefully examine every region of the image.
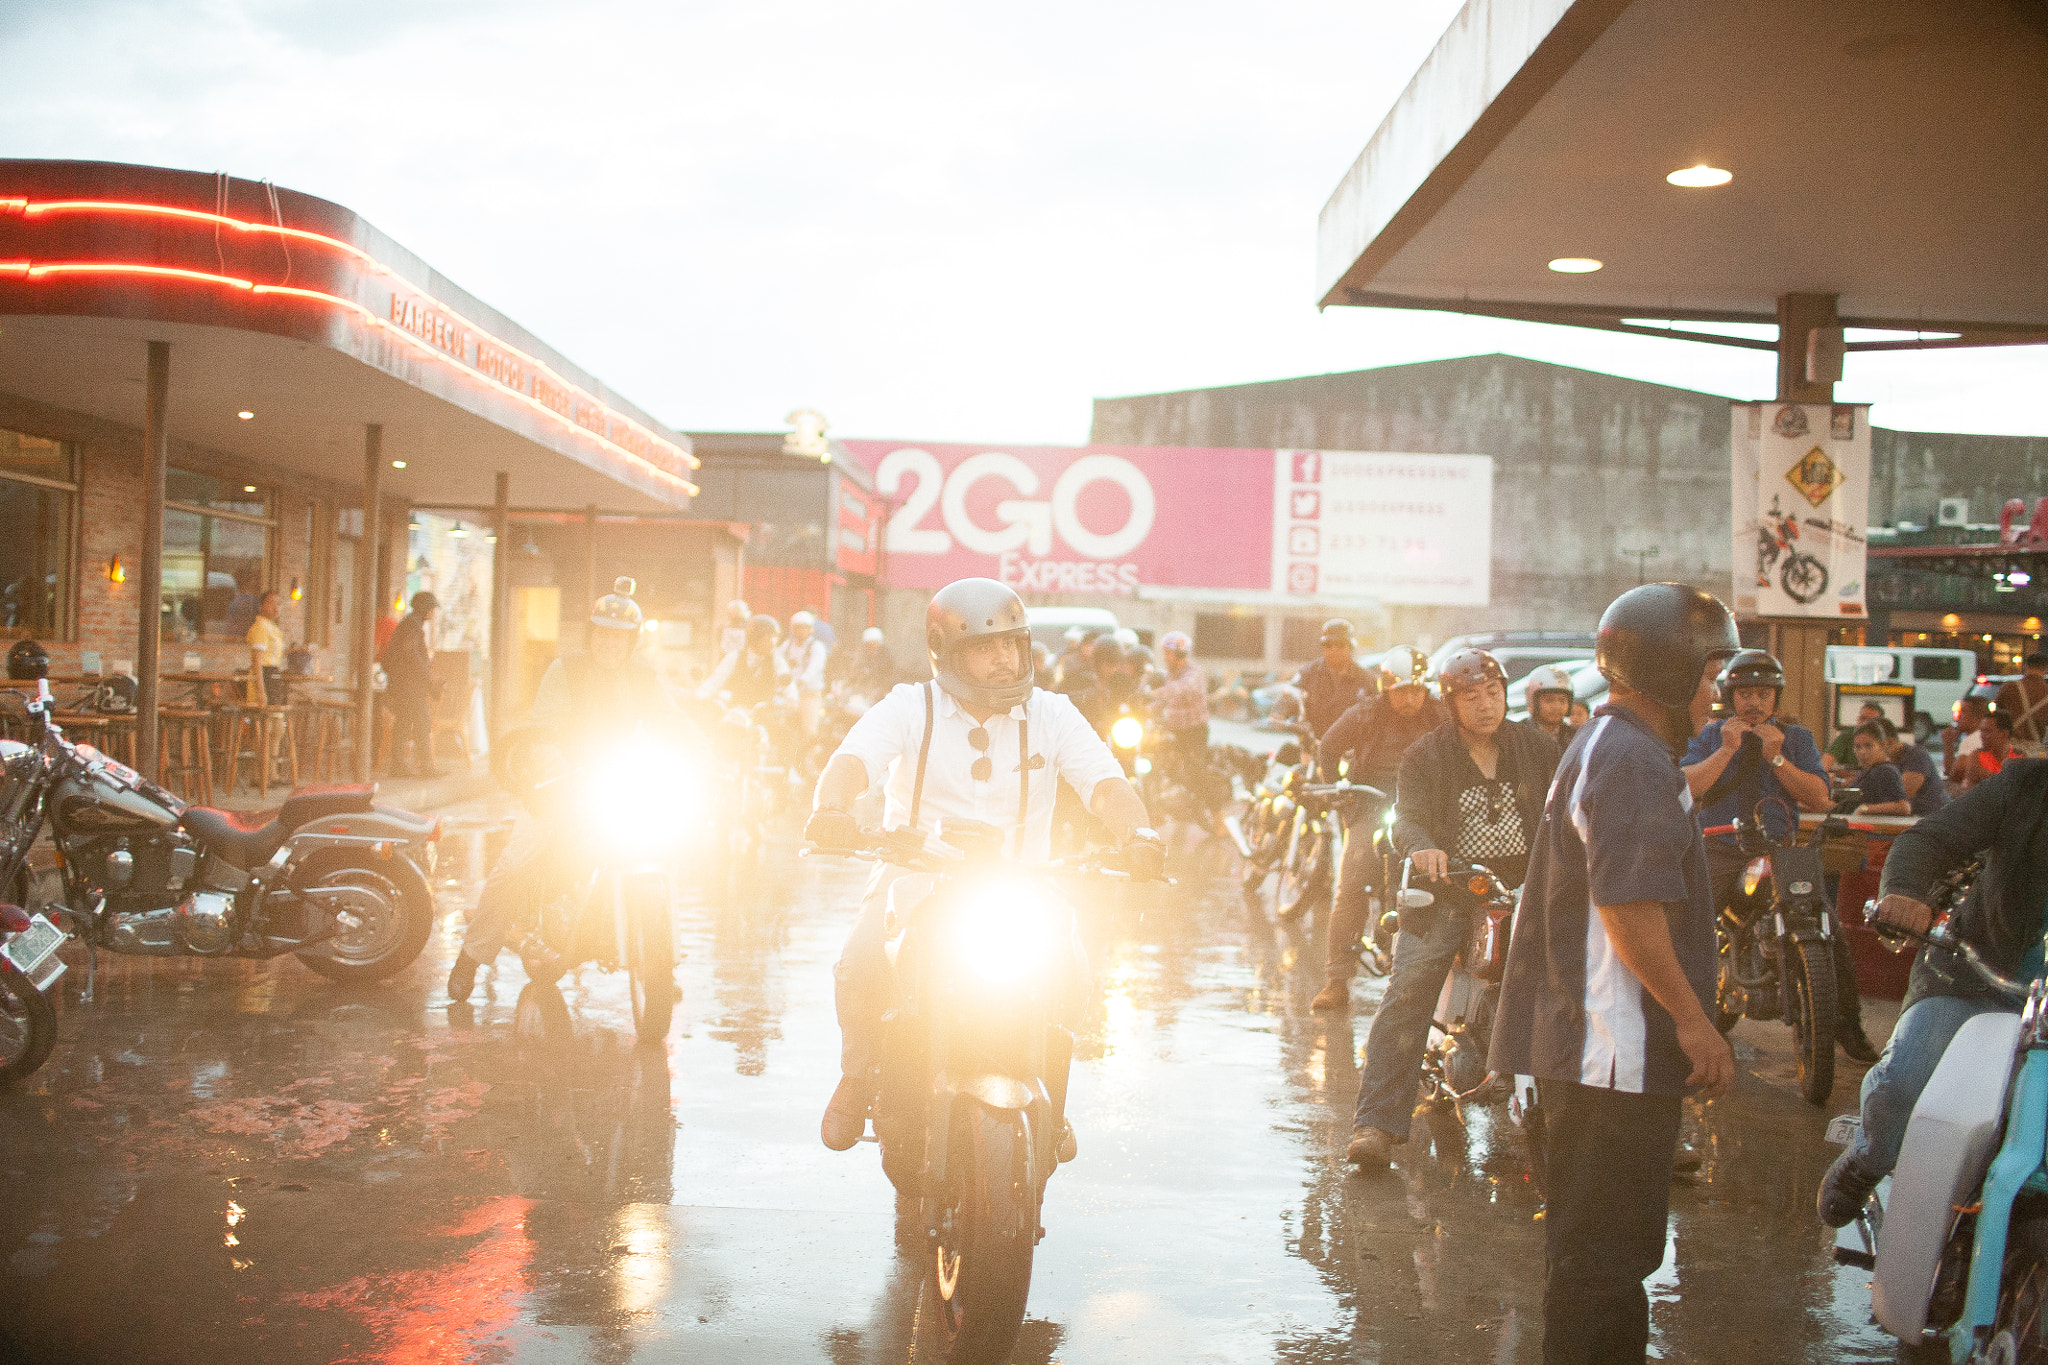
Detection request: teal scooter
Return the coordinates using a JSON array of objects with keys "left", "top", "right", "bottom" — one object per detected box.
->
[{"left": 1830, "top": 917, "right": 2047, "bottom": 1363}]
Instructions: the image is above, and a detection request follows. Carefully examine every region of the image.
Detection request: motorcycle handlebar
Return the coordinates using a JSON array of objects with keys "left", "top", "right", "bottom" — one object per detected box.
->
[
  {"left": 800, "top": 832, "right": 1174, "bottom": 885},
  {"left": 1297, "top": 780, "right": 1388, "bottom": 803},
  {"left": 1864, "top": 908, "right": 2029, "bottom": 1002}
]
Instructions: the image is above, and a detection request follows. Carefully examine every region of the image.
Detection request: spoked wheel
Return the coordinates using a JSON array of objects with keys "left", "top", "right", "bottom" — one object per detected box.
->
[
  {"left": 627, "top": 875, "right": 677, "bottom": 1048},
  {"left": 1781, "top": 553, "right": 1829, "bottom": 604},
  {"left": 1271, "top": 814, "right": 1316, "bottom": 922},
  {"left": 293, "top": 856, "right": 433, "bottom": 983},
  {"left": 918, "top": 1103, "right": 1037, "bottom": 1365},
  {"left": 1991, "top": 1212, "right": 2048, "bottom": 1365},
  {"left": 1788, "top": 939, "right": 1837, "bottom": 1106},
  {"left": 1714, "top": 924, "right": 1743, "bottom": 1034},
  {"left": 514, "top": 980, "right": 574, "bottom": 1047},
  {"left": 0, "top": 957, "right": 56, "bottom": 1085}
]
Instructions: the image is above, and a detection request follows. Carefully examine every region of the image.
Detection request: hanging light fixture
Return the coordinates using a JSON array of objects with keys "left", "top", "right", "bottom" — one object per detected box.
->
[{"left": 106, "top": 555, "right": 125, "bottom": 584}]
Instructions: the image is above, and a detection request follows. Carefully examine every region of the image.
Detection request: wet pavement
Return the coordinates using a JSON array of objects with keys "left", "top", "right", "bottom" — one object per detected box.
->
[{"left": 0, "top": 794, "right": 1897, "bottom": 1363}]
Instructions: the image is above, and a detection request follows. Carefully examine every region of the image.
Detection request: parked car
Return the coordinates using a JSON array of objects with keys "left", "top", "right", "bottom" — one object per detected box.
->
[
  {"left": 1025, "top": 606, "right": 1120, "bottom": 657},
  {"left": 1428, "top": 631, "right": 1596, "bottom": 686}
]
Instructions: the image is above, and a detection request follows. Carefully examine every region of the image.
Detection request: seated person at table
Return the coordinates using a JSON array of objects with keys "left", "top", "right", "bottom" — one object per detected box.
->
[
  {"left": 1877, "top": 717, "right": 1949, "bottom": 816},
  {"left": 1849, "top": 721, "right": 1911, "bottom": 816},
  {"left": 1825, "top": 702, "right": 1885, "bottom": 774}
]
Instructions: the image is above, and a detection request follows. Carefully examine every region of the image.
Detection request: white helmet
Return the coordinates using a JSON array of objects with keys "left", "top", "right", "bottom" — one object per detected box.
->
[
  {"left": 790, "top": 610, "right": 816, "bottom": 630},
  {"left": 862, "top": 627, "right": 884, "bottom": 644},
  {"left": 1525, "top": 663, "right": 1577, "bottom": 700},
  {"left": 1114, "top": 627, "right": 1140, "bottom": 648}
]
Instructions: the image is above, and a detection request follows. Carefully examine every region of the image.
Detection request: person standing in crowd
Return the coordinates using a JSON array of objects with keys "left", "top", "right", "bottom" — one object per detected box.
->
[
  {"left": 245, "top": 589, "right": 288, "bottom": 707},
  {"left": 1995, "top": 652, "right": 2048, "bottom": 755},
  {"left": 1345, "top": 649, "right": 1556, "bottom": 1166},
  {"left": 799, "top": 603, "right": 838, "bottom": 651},
  {"left": 1881, "top": 717, "right": 1950, "bottom": 815},
  {"left": 1292, "top": 619, "right": 1377, "bottom": 740},
  {"left": 380, "top": 591, "right": 441, "bottom": 779},
  {"left": 1154, "top": 632, "right": 1210, "bottom": 756},
  {"left": 1489, "top": 583, "right": 1739, "bottom": 1365},
  {"left": 1825, "top": 701, "right": 1885, "bottom": 773},
  {"left": 1680, "top": 649, "right": 1874, "bottom": 1060},
  {"left": 1524, "top": 663, "right": 1579, "bottom": 747},
  {"left": 720, "top": 599, "right": 752, "bottom": 658},
  {"left": 699, "top": 614, "right": 786, "bottom": 709},
  {"left": 784, "top": 610, "right": 830, "bottom": 738},
  {"left": 1310, "top": 646, "right": 1446, "bottom": 1011},
  {"left": 843, "top": 626, "right": 898, "bottom": 700},
  {"left": 1962, "top": 709, "right": 2017, "bottom": 789},
  {"left": 1054, "top": 628, "right": 1092, "bottom": 692},
  {"left": 1944, "top": 691, "right": 1990, "bottom": 786}
]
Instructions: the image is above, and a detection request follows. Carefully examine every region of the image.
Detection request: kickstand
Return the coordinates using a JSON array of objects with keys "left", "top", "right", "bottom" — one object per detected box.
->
[{"left": 80, "top": 939, "right": 98, "bottom": 1004}]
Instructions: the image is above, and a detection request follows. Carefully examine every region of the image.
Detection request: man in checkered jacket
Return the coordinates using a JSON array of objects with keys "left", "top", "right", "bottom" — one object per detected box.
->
[{"left": 1347, "top": 647, "right": 1561, "bottom": 1169}]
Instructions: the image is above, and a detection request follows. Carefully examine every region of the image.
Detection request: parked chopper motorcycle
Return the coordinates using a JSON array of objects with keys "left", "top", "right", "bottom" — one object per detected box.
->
[
  {"left": 1703, "top": 791, "right": 1862, "bottom": 1106},
  {"left": 497, "top": 725, "right": 700, "bottom": 1047},
  {"left": 0, "top": 682, "right": 437, "bottom": 990},
  {"left": 808, "top": 819, "right": 1166, "bottom": 1365},
  {"left": 1829, "top": 909, "right": 2048, "bottom": 1364}
]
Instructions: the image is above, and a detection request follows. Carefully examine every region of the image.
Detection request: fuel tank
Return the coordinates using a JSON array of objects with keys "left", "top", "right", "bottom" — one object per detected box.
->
[{"left": 53, "top": 749, "right": 182, "bottom": 833}]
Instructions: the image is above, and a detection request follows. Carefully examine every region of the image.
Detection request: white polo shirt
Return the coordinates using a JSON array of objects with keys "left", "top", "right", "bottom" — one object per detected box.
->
[{"left": 834, "top": 681, "right": 1127, "bottom": 861}]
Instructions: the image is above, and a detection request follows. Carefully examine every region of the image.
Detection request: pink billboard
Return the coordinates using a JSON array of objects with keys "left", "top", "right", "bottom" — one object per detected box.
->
[{"left": 842, "top": 441, "right": 1274, "bottom": 595}]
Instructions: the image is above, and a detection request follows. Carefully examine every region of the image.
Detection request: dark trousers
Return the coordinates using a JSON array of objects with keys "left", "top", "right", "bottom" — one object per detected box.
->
[
  {"left": 1542, "top": 1081, "right": 1682, "bottom": 1364},
  {"left": 383, "top": 687, "right": 434, "bottom": 774}
]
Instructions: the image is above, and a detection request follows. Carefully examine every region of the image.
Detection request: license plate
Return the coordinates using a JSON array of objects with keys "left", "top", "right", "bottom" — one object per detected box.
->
[
  {"left": 3, "top": 913, "right": 66, "bottom": 989},
  {"left": 1825, "top": 1114, "right": 1861, "bottom": 1146}
]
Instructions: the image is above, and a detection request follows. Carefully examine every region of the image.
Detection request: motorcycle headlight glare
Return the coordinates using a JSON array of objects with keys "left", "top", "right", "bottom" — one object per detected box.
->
[
  {"left": 953, "top": 884, "right": 1060, "bottom": 985},
  {"left": 1110, "top": 716, "right": 1144, "bottom": 750},
  {"left": 579, "top": 743, "right": 700, "bottom": 850}
]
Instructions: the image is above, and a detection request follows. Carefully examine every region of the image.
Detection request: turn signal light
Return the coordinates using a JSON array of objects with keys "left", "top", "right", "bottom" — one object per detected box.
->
[{"left": 1467, "top": 874, "right": 1492, "bottom": 897}]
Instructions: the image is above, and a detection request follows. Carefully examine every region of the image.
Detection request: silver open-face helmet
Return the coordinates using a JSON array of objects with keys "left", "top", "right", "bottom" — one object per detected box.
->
[{"left": 926, "top": 577, "right": 1035, "bottom": 711}]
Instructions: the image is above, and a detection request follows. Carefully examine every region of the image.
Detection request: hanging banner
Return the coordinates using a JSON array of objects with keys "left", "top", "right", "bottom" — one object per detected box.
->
[
  {"left": 842, "top": 441, "right": 1493, "bottom": 605},
  {"left": 1739, "top": 402, "right": 1869, "bottom": 618},
  {"left": 1270, "top": 450, "right": 1491, "bottom": 605}
]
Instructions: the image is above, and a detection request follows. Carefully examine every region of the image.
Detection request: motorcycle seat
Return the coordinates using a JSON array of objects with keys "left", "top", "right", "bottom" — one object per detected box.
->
[{"left": 182, "top": 784, "right": 379, "bottom": 869}]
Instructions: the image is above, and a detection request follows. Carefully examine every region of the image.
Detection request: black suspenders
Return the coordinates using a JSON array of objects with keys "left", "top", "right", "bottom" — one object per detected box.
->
[{"left": 905, "top": 682, "right": 1032, "bottom": 853}]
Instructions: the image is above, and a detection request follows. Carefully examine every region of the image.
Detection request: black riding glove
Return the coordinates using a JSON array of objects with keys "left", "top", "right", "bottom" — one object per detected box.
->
[
  {"left": 1124, "top": 828, "right": 1166, "bottom": 881},
  {"left": 804, "top": 808, "right": 862, "bottom": 851}
]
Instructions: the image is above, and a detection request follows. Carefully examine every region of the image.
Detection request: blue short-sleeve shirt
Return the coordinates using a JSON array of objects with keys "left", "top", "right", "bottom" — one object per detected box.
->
[
  {"left": 1684, "top": 718, "right": 1825, "bottom": 842},
  {"left": 1490, "top": 703, "right": 1719, "bottom": 1096}
]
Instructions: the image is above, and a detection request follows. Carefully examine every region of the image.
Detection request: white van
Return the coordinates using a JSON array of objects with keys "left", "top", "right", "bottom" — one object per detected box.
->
[
  {"left": 1824, "top": 646, "right": 1977, "bottom": 739},
  {"left": 1025, "top": 606, "right": 1120, "bottom": 657}
]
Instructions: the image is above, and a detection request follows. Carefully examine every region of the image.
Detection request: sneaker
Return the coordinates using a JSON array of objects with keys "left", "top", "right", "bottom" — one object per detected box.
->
[
  {"left": 1057, "top": 1120, "right": 1078, "bottom": 1164},
  {"left": 445, "top": 951, "right": 479, "bottom": 1002},
  {"left": 1346, "top": 1126, "right": 1398, "bottom": 1169},
  {"left": 1839, "top": 1025, "right": 1881, "bottom": 1065},
  {"left": 1311, "top": 980, "right": 1350, "bottom": 1013},
  {"left": 821, "top": 1076, "right": 874, "bottom": 1152},
  {"left": 1818, "top": 1148, "right": 1884, "bottom": 1227}
]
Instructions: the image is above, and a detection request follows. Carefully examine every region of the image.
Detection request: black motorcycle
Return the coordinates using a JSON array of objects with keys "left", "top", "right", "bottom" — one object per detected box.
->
[
  {"left": 810, "top": 819, "right": 1165, "bottom": 1365},
  {"left": 0, "top": 681, "right": 438, "bottom": 992},
  {"left": 1704, "top": 792, "right": 1861, "bottom": 1106}
]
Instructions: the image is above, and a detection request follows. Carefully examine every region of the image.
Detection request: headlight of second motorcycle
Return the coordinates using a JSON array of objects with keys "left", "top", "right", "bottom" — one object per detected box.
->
[
  {"left": 949, "top": 882, "right": 1064, "bottom": 986},
  {"left": 578, "top": 741, "right": 705, "bottom": 851},
  {"left": 1110, "top": 716, "right": 1144, "bottom": 751}
]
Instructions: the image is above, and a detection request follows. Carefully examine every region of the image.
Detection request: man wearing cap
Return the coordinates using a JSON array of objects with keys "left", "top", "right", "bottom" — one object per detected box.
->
[
  {"left": 1291, "top": 620, "right": 1378, "bottom": 740},
  {"left": 1489, "top": 583, "right": 1740, "bottom": 1364},
  {"left": 803, "top": 577, "right": 1163, "bottom": 1153},
  {"left": 380, "top": 590, "right": 440, "bottom": 779},
  {"left": 446, "top": 578, "right": 683, "bottom": 1002}
]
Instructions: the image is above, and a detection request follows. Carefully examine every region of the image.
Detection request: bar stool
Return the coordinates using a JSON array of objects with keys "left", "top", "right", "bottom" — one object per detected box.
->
[
  {"left": 52, "top": 713, "right": 110, "bottom": 752},
  {"left": 308, "top": 695, "right": 357, "bottom": 781},
  {"left": 100, "top": 714, "right": 137, "bottom": 768},
  {"left": 226, "top": 706, "right": 300, "bottom": 799},
  {"left": 159, "top": 707, "right": 216, "bottom": 805}
]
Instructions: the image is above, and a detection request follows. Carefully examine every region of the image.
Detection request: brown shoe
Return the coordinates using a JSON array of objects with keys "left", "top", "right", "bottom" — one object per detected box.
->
[
  {"left": 1311, "top": 980, "right": 1350, "bottom": 1013},
  {"left": 821, "top": 1076, "right": 873, "bottom": 1151},
  {"left": 1346, "top": 1127, "right": 1398, "bottom": 1168},
  {"left": 1057, "top": 1120, "right": 1078, "bottom": 1164}
]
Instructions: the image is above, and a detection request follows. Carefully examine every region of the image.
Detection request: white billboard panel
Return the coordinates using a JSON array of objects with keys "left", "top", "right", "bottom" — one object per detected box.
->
[{"left": 1271, "top": 450, "right": 1492, "bottom": 605}]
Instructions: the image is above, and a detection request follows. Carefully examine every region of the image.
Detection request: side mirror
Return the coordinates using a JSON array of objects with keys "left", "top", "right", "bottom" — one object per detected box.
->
[
  {"left": 1378, "top": 910, "right": 1401, "bottom": 938},
  {"left": 1398, "top": 888, "right": 1435, "bottom": 910}
]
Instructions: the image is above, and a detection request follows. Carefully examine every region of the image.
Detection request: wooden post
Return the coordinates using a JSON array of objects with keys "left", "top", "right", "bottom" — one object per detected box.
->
[
  {"left": 490, "top": 472, "right": 510, "bottom": 739},
  {"left": 135, "top": 342, "right": 169, "bottom": 780},
  {"left": 355, "top": 427, "right": 382, "bottom": 783},
  {"left": 1776, "top": 292, "right": 1840, "bottom": 405}
]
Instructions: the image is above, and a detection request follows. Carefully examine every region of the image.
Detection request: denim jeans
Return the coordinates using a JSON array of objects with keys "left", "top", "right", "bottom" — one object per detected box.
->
[
  {"left": 1324, "top": 809, "right": 1382, "bottom": 982},
  {"left": 1848, "top": 992, "right": 2013, "bottom": 1175},
  {"left": 1352, "top": 902, "right": 1466, "bottom": 1136}
]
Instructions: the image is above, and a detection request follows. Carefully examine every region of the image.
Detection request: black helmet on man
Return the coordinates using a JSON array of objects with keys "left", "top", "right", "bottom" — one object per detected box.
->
[
  {"left": 1524, "top": 663, "right": 1576, "bottom": 702},
  {"left": 1320, "top": 619, "right": 1355, "bottom": 647},
  {"left": 1438, "top": 649, "right": 1506, "bottom": 697},
  {"left": 746, "top": 614, "right": 780, "bottom": 649},
  {"left": 926, "top": 577, "right": 1035, "bottom": 711},
  {"left": 1718, "top": 649, "right": 1786, "bottom": 697},
  {"left": 1375, "top": 645, "right": 1431, "bottom": 694},
  {"left": 1596, "top": 583, "right": 1740, "bottom": 711},
  {"left": 591, "top": 576, "right": 643, "bottom": 633}
]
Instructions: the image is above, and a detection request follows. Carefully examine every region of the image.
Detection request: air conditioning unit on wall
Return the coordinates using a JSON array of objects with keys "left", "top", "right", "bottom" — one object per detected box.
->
[{"left": 1937, "top": 497, "right": 1971, "bottom": 527}]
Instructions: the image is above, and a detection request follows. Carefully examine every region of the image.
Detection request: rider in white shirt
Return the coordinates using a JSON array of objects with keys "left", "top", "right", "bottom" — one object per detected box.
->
[{"left": 803, "top": 577, "right": 1161, "bottom": 1150}]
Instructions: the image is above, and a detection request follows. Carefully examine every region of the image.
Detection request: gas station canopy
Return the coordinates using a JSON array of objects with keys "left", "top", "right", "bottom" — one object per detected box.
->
[{"left": 1316, "top": 0, "right": 2048, "bottom": 348}]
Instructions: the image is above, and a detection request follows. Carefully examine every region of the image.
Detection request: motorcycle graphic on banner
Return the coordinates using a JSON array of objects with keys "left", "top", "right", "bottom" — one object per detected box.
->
[{"left": 1731, "top": 402, "right": 1869, "bottom": 619}]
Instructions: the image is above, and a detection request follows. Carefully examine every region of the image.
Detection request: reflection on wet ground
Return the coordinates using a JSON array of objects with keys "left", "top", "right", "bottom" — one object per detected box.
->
[{"left": 0, "top": 795, "right": 1893, "bottom": 1363}]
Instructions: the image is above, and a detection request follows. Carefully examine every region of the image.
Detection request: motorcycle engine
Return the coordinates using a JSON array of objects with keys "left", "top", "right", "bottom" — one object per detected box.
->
[
  {"left": 62, "top": 831, "right": 197, "bottom": 911},
  {"left": 173, "top": 891, "right": 237, "bottom": 955}
]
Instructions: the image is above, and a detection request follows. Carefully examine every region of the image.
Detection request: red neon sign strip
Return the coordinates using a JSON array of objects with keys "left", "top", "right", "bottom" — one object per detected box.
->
[
  {"left": 1, "top": 258, "right": 696, "bottom": 494},
  {"left": 1, "top": 195, "right": 696, "bottom": 482}
]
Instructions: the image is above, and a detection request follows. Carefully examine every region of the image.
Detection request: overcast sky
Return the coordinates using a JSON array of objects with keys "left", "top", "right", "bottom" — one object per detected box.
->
[{"left": 6, "top": 0, "right": 2042, "bottom": 444}]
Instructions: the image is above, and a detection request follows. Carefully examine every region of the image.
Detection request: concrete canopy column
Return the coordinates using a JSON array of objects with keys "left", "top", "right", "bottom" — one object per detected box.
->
[
  {"left": 1776, "top": 292, "right": 1841, "bottom": 404},
  {"left": 135, "top": 341, "right": 169, "bottom": 780},
  {"left": 489, "top": 472, "right": 510, "bottom": 739},
  {"left": 354, "top": 427, "right": 382, "bottom": 783}
]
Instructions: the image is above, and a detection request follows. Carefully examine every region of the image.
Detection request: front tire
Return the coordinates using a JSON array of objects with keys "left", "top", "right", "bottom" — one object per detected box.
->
[
  {"left": 293, "top": 852, "right": 434, "bottom": 983},
  {"left": 627, "top": 876, "right": 676, "bottom": 1047},
  {"left": 1790, "top": 939, "right": 1838, "bottom": 1106},
  {"left": 919, "top": 1103, "right": 1036, "bottom": 1365},
  {"left": 0, "top": 956, "right": 56, "bottom": 1085}
]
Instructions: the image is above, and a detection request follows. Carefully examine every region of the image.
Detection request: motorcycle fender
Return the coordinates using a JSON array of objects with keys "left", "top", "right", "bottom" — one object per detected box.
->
[
  {"left": 925, "top": 1078, "right": 1045, "bottom": 1192},
  {"left": 1873, "top": 1010, "right": 2023, "bottom": 1340}
]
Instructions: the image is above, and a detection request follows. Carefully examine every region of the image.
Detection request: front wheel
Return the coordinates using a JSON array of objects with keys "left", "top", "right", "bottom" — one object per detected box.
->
[
  {"left": 627, "top": 876, "right": 677, "bottom": 1047},
  {"left": 1789, "top": 938, "right": 1838, "bottom": 1106},
  {"left": 919, "top": 1103, "right": 1037, "bottom": 1365},
  {"left": 293, "top": 853, "right": 434, "bottom": 983},
  {"left": 0, "top": 956, "right": 56, "bottom": 1085},
  {"left": 1782, "top": 553, "right": 1829, "bottom": 604},
  {"left": 1990, "top": 1211, "right": 2048, "bottom": 1365}
]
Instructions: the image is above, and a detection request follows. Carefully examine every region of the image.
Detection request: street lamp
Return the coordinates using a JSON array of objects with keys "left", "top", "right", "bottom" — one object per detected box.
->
[{"left": 1618, "top": 545, "right": 1661, "bottom": 584}]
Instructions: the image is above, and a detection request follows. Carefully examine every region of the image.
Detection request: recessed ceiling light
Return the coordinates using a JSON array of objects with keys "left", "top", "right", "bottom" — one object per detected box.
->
[
  {"left": 243, "top": 485, "right": 256, "bottom": 493},
  {"left": 1667, "top": 164, "right": 1733, "bottom": 188},
  {"left": 391, "top": 460, "right": 407, "bottom": 469},
  {"left": 236, "top": 410, "right": 254, "bottom": 420},
  {"left": 1547, "top": 257, "right": 1603, "bottom": 274}
]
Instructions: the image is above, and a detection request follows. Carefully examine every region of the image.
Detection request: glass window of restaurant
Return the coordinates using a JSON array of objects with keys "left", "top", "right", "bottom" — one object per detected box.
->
[
  {"left": 0, "top": 429, "right": 79, "bottom": 641},
  {"left": 162, "top": 470, "right": 274, "bottom": 643}
]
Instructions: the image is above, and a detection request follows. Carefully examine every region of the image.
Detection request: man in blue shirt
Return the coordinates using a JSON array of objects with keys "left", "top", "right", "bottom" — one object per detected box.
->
[
  {"left": 1680, "top": 650, "right": 1877, "bottom": 1061},
  {"left": 1491, "top": 583, "right": 1739, "bottom": 1365}
]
